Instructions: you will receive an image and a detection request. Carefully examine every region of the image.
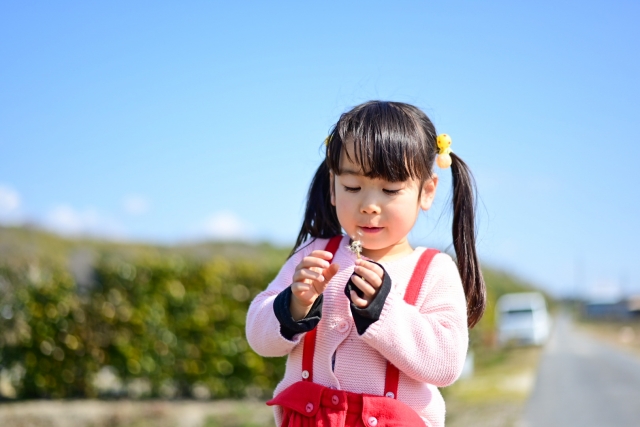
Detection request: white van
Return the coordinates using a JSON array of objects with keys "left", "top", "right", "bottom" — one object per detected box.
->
[{"left": 496, "top": 292, "right": 550, "bottom": 346}]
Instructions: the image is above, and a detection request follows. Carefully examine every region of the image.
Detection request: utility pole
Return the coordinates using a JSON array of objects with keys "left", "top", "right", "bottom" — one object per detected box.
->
[{"left": 573, "top": 255, "right": 585, "bottom": 315}]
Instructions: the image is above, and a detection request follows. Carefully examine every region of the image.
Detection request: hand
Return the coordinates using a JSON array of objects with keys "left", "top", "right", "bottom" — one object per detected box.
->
[
  {"left": 349, "top": 259, "right": 384, "bottom": 308},
  {"left": 290, "top": 250, "right": 340, "bottom": 320}
]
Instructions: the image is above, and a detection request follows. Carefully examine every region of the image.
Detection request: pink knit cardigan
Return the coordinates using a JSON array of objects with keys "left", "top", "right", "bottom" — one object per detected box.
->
[{"left": 246, "top": 236, "right": 469, "bottom": 427}]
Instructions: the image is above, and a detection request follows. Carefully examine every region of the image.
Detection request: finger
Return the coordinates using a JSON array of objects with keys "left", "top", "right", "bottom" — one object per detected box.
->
[
  {"left": 350, "top": 289, "right": 370, "bottom": 308},
  {"left": 291, "top": 282, "right": 314, "bottom": 301},
  {"left": 299, "top": 256, "right": 331, "bottom": 271},
  {"left": 309, "top": 250, "right": 335, "bottom": 261},
  {"left": 291, "top": 281, "right": 313, "bottom": 297},
  {"left": 350, "top": 275, "right": 377, "bottom": 298},
  {"left": 292, "top": 279, "right": 327, "bottom": 300},
  {"left": 353, "top": 266, "right": 382, "bottom": 289},
  {"left": 312, "top": 278, "right": 330, "bottom": 296},
  {"left": 291, "top": 284, "right": 319, "bottom": 308},
  {"left": 322, "top": 263, "right": 340, "bottom": 282},
  {"left": 293, "top": 268, "right": 325, "bottom": 284},
  {"left": 355, "top": 259, "right": 384, "bottom": 279}
]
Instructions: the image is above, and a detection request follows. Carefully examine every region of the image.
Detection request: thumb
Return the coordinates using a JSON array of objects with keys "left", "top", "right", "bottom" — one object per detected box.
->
[{"left": 322, "top": 263, "right": 340, "bottom": 283}]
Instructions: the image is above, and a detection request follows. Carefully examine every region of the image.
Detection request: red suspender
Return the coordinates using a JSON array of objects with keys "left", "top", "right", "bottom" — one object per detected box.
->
[
  {"left": 384, "top": 248, "right": 440, "bottom": 399},
  {"left": 323, "top": 235, "right": 343, "bottom": 264},
  {"left": 301, "top": 236, "right": 343, "bottom": 382},
  {"left": 301, "top": 328, "right": 316, "bottom": 382}
]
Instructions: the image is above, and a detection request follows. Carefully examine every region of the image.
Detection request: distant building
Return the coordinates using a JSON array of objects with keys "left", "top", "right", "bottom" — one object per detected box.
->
[
  {"left": 627, "top": 295, "right": 640, "bottom": 318},
  {"left": 582, "top": 295, "right": 640, "bottom": 320}
]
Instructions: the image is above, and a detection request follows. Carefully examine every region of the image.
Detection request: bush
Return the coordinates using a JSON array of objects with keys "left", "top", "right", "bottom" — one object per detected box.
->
[
  {"left": 0, "top": 254, "right": 286, "bottom": 400},
  {"left": 0, "top": 259, "right": 92, "bottom": 398}
]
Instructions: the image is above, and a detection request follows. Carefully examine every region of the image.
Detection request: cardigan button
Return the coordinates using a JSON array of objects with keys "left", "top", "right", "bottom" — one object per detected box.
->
[
  {"left": 331, "top": 394, "right": 339, "bottom": 405},
  {"left": 306, "top": 402, "right": 314, "bottom": 413},
  {"left": 385, "top": 391, "right": 395, "bottom": 398},
  {"left": 337, "top": 320, "right": 349, "bottom": 333},
  {"left": 301, "top": 370, "right": 309, "bottom": 379},
  {"left": 368, "top": 416, "right": 378, "bottom": 426}
]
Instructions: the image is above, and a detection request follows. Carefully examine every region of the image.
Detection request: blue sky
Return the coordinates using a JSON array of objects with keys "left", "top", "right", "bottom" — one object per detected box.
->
[{"left": 1, "top": 1, "right": 639, "bottom": 298}]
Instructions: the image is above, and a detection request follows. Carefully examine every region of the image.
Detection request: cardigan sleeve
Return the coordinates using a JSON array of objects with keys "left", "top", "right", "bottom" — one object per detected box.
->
[
  {"left": 273, "top": 286, "right": 324, "bottom": 340},
  {"left": 358, "top": 253, "right": 469, "bottom": 387},
  {"left": 245, "top": 238, "right": 326, "bottom": 357}
]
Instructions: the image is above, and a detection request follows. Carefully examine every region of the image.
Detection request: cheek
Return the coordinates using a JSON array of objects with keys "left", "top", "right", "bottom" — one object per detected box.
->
[
  {"left": 388, "top": 199, "right": 420, "bottom": 222},
  {"left": 334, "top": 192, "right": 352, "bottom": 212},
  {"left": 334, "top": 193, "right": 357, "bottom": 224}
]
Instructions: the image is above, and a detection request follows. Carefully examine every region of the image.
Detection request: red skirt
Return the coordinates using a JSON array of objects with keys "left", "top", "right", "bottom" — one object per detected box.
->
[{"left": 267, "top": 381, "right": 426, "bottom": 427}]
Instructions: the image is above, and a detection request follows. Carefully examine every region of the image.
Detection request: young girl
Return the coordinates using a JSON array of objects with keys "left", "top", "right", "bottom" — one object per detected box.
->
[{"left": 246, "top": 101, "right": 485, "bottom": 427}]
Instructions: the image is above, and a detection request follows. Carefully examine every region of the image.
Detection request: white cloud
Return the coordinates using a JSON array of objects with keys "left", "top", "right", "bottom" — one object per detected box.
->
[
  {"left": 122, "top": 195, "right": 150, "bottom": 216},
  {"left": 0, "top": 184, "right": 23, "bottom": 224},
  {"left": 201, "top": 211, "right": 254, "bottom": 240},
  {"left": 0, "top": 185, "right": 20, "bottom": 213},
  {"left": 44, "top": 204, "right": 125, "bottom": 239}
]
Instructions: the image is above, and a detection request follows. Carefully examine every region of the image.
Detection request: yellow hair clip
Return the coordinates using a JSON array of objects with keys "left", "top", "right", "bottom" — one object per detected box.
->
[
  {"left": 324, "top": 135, "right": 332, "bottom": 146},
  {"left": 436, "top": 134, "right": 452, "bottom": 169}
]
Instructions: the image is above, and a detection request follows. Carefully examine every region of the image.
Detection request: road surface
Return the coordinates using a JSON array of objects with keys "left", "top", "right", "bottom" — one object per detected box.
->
[{"left": 520, "top": 313, "right": 640, "bottom": 426}]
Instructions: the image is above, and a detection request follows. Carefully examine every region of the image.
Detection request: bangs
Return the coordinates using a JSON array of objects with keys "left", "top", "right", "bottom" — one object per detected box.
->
[{"left": 326, "top": 101, "right": 435, "bottom": 182}]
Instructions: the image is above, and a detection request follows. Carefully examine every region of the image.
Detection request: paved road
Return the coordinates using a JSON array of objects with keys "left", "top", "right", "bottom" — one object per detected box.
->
[{"left": 519, "top": 313, "right": 640, "bottom": 427}]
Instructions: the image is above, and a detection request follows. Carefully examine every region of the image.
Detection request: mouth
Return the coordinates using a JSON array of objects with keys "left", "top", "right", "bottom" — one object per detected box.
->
[{"left": 358, "top": 226, "right": 383, "bottom": 234}]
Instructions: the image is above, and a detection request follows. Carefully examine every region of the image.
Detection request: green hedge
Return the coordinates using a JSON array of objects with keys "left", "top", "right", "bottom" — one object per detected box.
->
[
  {"left": 0, "top": 255, "right": 285, "bottom": 399},
  {"left": 0, "top": 248, "right": 542, "bottom": 400}
]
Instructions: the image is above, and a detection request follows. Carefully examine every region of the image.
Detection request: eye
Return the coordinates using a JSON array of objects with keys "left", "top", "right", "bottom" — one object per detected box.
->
[
  {"left": 383, "top": 188, "right": 401, "bottom": 195},
  {"left": 343, "top": 186, "right": 360, "bottom": 193}
]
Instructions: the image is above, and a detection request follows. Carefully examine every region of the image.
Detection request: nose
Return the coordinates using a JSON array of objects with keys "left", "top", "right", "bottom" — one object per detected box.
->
[{"left": 360, "top": 193, "right": 381, "bottom": 214}]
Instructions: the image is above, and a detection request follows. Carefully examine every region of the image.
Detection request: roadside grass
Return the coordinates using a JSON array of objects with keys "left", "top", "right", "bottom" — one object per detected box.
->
[
  {"left": 0, "top": 400, "right": 275, "bottom": 427},
  {"left": 443, "top": 345, "right": 542, "bottom": 427},
  {"left": 575, "top": 318, "right": 640, "bottom": 358},
  {"left": 202, "top": 401, "right": 273, "bottom": 427}
]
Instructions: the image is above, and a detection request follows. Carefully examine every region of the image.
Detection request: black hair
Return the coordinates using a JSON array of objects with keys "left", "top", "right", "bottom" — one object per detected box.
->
[{"left": 290, "top": 101, "right": 486, "bottom": 327}]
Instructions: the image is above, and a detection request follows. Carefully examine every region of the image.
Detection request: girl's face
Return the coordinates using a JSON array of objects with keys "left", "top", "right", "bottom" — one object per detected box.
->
[{"left": 330, "top": 143, "right": 437, "bottom": 262}]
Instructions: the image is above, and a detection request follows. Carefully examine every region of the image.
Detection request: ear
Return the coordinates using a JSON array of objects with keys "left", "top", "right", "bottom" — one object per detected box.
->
[
  {"left": 330, "top": 171, "right": 336, "bottom": 206},
  {"left": 419, "top": 175, "right": 438, "bottom": 211}
]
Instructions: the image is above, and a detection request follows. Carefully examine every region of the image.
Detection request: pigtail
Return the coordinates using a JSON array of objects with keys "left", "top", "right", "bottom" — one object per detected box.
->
[
  {"left": 289, "top": 160, "right": 341, "bottom": 258},
  {"left": 450, "top": 152, "right": 486, "bottom": 328}
]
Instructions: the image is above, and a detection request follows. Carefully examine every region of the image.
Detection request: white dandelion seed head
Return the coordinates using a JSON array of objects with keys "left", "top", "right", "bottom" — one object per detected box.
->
[{"left": 348, "top": 236, "right": 363, "bottom": 258}]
